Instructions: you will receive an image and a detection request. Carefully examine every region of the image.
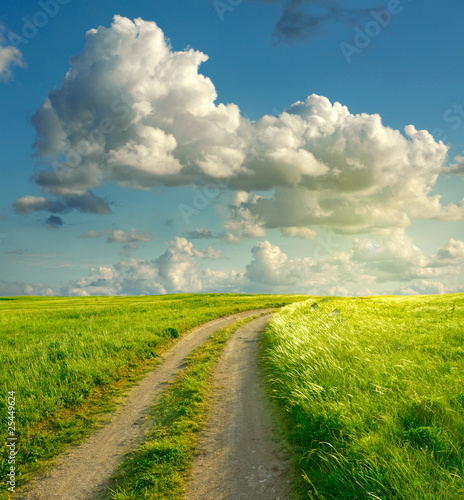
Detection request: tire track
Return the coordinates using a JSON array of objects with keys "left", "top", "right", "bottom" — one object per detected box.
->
[
  {"left": 18, "top": 309, "right": 270, "bottom": 500},
  {"left": 185, "top": 314, "right": 292, "bottom": 500}
]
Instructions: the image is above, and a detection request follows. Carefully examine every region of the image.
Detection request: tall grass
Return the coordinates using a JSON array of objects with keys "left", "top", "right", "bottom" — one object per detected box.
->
[
  {"left": 0, "top": 294, "right": 306, "bottom": 492},
  {"left": 262, "top": 295, "right": 464, "bottom": 499}
]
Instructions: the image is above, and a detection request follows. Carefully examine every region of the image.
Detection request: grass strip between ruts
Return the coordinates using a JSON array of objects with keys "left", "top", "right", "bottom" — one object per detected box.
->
[{"left": 107, "top": 315, "right": 260, "bottom": 499}]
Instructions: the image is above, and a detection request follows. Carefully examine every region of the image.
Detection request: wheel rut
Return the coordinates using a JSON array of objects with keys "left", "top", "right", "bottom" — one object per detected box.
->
[
  {"left": 185, "top": 314, "right": 292, "bottom": 500},
  {"left": 18, "top": 309, "right": 270, "bottom": 500}
]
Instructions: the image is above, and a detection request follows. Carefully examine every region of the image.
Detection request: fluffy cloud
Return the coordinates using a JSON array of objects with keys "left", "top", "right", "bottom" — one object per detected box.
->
[
  {"left": 16, "top": 16, "right": 464, "bottom": 239},
  {"left": 433, "top": 239, "right": 464, "bottom": 265},
  {"left": 0, "top": 280, "right": 55, "bottom": 296},
  {"left": 395, "top": 280, "right": 448, "bottom": 296},
  {"left": 0, "top": 28, "right": 25, "bottom": 81},
  {"left": 63, "top": 237, "right": 227, "bottom": 296},
  {"left": 246, "top": 240, "right": 317, "bottom": 288},
  {"left": 14, "top": 193, "right": 111, "bottom": 215},
  {"left": 107, "top": 229, "right": 152, "bottom": 256},
  {"left": 78, "top": 228, "right": 152, "bottom": 255},
  {"left": 0, "top": 232, "right": 463, "bottom": 296}
]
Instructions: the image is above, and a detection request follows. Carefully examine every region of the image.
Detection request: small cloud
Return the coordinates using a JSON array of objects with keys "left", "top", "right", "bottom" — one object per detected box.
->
[
  {"left": 263, "top": 0, "right": 379, "bottom": 43},
  {"left": 4, "top": 248, "right": 25, "bottom": 255},
  {"left": 184, "top": 228, "right": 216, "bottom": 239},
  {"left": 14, "top": 193, "right": 112, "bottom": 216},
  {"left": 120, "top": 242, "right": 140, "bottom": 257},
  {"left": 80, "top": 230, "right": 103, "bottom": 238},
  {"left": 46, "top": 215, "right": 64, "bottom": 229},
  {"left": 442, "top": 156, "right": 464, "bottom": 175},
  {"left": 0, "top": 25, "right": 26, "bottom": 81},
  {"left": 107, "top": 228, "right": 152, "bottom": 256},
  {"left": 106, "top": 229, "right": 152, "bottom": 244}
]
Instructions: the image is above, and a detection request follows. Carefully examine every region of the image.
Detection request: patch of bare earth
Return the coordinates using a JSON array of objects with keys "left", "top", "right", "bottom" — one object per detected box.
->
[
  {"left": 18, "top": 309, "right": 270, "bottom": 500},
  {"left": 185, "top": 314, "right": 293, "bottom": 500}
]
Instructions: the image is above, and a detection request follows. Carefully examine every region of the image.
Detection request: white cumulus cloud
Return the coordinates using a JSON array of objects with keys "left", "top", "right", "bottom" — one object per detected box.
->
[
  {"left": 15, "top": 16, "right": 463, "bottom": 239},
  {"left": 0, "top": 232, "right": 463, "bottom": 296}
]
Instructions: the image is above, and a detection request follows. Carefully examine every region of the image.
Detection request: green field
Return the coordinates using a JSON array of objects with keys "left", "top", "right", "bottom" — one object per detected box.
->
[
  {"left": 0, "top": 294, "right": 306, "bottom": 492},
  {"left": 262, "top": 294, "right": 464, "bottom": 499},
  {"left": 2, "top": 293, "right": 464, "bottom": 499}
]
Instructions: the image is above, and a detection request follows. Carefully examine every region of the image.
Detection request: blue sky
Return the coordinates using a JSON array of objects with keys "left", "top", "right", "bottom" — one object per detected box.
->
[{"left": 0, "top": 0, "right": 463, "bottom": 296}]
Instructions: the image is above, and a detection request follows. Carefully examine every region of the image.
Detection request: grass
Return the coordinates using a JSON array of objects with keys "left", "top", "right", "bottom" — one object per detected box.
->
[
  {"left": 0, "top": 294, "right": 307, "bottom": 495},
  {"left": 107, "top": 316, "right": 257, "bottom": 499},
  {"left": 261, "top": 294, "right": 464, "bottom": 500}
]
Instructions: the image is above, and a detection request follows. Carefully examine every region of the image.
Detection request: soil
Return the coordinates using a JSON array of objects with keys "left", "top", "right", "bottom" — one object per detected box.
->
[
  {"left": 18, "top": 309, "right": 271, "bottom": 500},
  {"left": 185, "top": 314, "right": 293, "bottom": 500}
]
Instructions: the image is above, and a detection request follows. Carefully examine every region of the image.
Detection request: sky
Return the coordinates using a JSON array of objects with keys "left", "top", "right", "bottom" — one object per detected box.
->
[{"left": 0, "top": 0, "right": 463, "bottom": 297}]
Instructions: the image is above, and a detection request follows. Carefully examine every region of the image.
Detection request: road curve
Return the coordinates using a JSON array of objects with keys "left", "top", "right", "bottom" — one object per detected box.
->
[{"left": 19, "top": 309, "right": 271, "bottom": 500}]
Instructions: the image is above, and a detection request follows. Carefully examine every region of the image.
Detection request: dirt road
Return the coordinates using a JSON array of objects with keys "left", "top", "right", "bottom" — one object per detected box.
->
[
  {"left": 19, "top": 309, "right": 270, "bottom": 500},
  {"left": 185, "top": 314, "right": 292, "bottom": 500}
]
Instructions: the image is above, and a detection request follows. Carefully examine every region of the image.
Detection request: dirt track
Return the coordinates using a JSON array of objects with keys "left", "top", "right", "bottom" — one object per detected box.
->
[
  {"left": 185, "top": 314, "right": 292, "bottom": 500},
  {"left": 18, "top": 309, "right": 270, "bottom": 500}
]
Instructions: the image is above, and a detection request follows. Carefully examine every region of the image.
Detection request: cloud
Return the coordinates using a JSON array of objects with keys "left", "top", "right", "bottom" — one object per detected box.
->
[
  {"left": 0, "top": 232, "right": 462, "bottom": 296},
  {"left": 0, "top": 27, "right": 25, "bottom": 81},
  {"left": 80, "top": 230, "right": 103, "bottom": 238},
  {"left": 64, "top": 237, "right": 225, "bottom": 295},
  {"left": 433, "top": 239, "right": 464, "bottom": 265},
  {"left": 184, "top": 228, "right": 216, "bottom": 239},
  {"left": 442, "top": 156, "right": 464, "bottom": 175},
  {"left": 79, "top": 228, "right": 152, "bottom": 255},
  {"left": 106, "top": 229, "right": 151, "bottom": 244},
  {"left": 106, "top": 228, "right": 152, "bottom": 256},
  {"left": 17, "top": 16, "right": 464, "bottom": 239},
  {"left": 14, "top": 193, "right": 112, "bottom": 216},
  {"left": 224, "top": 192, "right": 266, "bottom": 241},
  {"left": 394, "top": 280, "right": 448, "bottom": 296},
  {"left": 46, "top": 215, "right": 64, "bottom": 229},
  {"left": 254, "top": 0, "right": 380, "bottom": 43},
  {"left": 281, "top": 227, "right": 317, "bottom": 239},
  {"left": 246, "top": 240, "right": 314, "bottom": 286},
  {"left": 4, "top": 249, "right": 25, "bottom": 255},
  {"left": 0, "top": 280, "right": 56, "bottom": 296}
]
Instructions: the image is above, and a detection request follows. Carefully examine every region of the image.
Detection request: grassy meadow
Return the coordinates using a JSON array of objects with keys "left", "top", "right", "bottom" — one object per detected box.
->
[
  {"left": 0, "top": 293, "right": 306, "bottom": 492},
  {"left": 262, "top": 294, "right": 464, "bottom": 499}
]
